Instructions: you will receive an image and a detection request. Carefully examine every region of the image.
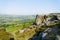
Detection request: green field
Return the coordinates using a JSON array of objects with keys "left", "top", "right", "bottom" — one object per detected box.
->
[{"left": 0, "top": 15, "right": 35, "bottom": 32}]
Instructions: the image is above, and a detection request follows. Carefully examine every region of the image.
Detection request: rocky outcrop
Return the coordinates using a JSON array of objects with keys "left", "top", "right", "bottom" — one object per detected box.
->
[{"left": 35, "top": 14, "right": 59, "bottom": 26}]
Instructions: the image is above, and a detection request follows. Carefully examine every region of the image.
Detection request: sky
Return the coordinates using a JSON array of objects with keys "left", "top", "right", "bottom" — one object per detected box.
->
[{"left": 0, "top": 0, "right": 60, "bottom": 15}]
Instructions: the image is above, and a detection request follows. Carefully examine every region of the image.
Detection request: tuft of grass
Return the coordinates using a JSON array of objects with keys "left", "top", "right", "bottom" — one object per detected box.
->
[{"left": 0, "top": 28, "right": 10, "bottom": 40}]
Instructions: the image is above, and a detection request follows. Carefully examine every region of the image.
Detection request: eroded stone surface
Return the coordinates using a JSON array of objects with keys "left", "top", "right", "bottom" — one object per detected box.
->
[{"left": 35, "top": 14, "right": 59, "bottom": 26}]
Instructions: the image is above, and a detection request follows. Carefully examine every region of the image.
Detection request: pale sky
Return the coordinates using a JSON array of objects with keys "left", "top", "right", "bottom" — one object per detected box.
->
[{"left": 0, "top": 0, "right": 60, "bottom": 15}]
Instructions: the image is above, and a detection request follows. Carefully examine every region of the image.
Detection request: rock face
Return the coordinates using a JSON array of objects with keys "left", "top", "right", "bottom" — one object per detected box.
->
[
  {"left": 35, "top": 15, "right": 42, "bottom": 26},
  {"left": 35, "top": 15, "right": 47, "bottom": 26},
  {"left": 42, "top": 25, "right": 58, "bottom": 40}
]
